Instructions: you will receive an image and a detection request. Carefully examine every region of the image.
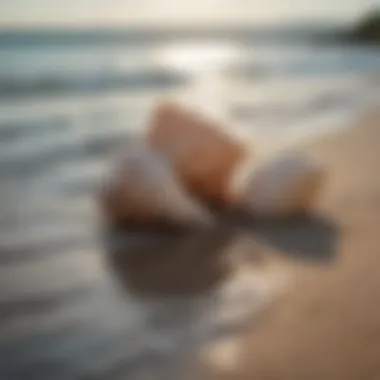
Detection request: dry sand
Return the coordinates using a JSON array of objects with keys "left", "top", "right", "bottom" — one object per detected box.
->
[{"left": 187, "top": 110, "right": 380, "bottom": 380}]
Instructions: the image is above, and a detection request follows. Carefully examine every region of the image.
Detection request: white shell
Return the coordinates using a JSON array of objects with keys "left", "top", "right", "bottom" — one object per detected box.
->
[
  {"left": 232, "top": 151, "right": 324, "bottom": 217},
  {"left": 101, "top": 142, "right": 212, "bottom": 226}
]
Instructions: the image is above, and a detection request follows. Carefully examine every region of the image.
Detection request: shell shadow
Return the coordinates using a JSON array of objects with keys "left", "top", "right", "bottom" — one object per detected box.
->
[
  {"left": 241, "top": 213, "right": 339, "bottom": 262},
  {"left": 104, "top": 209, "right": 338, "bottom": 299}
]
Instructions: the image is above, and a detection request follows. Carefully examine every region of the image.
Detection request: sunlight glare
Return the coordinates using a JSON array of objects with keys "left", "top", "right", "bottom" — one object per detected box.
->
[{"left": 156, "top": 41, "right": 242, "bottom": 74}]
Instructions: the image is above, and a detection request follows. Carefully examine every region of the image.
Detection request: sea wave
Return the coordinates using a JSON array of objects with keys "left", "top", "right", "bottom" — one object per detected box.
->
[{"left": 0, "top": 68, "right": 187, "bottom": 98}]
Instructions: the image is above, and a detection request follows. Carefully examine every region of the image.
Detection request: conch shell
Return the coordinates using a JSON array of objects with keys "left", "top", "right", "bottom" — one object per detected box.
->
[{"left": 147, "top": 102, "right": 248, "bottom": 208}]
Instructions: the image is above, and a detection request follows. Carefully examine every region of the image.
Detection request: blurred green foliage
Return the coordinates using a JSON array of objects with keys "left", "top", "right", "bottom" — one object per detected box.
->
[{"left": 352, "top": 9, "right": 380, "bottom": 43}]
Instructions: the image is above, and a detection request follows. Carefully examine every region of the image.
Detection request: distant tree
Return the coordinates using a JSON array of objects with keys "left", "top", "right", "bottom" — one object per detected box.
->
[{"left": 351, "top": 9, "right": 380, "bottom": 43}]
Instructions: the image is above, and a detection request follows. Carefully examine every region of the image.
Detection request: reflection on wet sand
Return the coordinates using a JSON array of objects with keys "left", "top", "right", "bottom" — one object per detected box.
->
[{"left": 105, "top": 222, "right": 235, "bottom": 297}]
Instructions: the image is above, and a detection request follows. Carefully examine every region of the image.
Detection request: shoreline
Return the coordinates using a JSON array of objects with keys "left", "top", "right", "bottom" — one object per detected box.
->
[
  {"left": 249, "top": 101, "right": 380, "bottom": 161},
  {"left": 191, "top": 108, "right": 380, "bottom": 379}
]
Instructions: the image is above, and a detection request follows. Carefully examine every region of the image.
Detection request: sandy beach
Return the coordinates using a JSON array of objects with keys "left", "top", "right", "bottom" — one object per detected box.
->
[{"left": 189, "top": 109, "right": 380, "bottom": 380}]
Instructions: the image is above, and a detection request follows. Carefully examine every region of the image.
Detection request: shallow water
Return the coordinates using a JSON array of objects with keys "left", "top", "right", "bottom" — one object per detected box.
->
[{"left": 0, "top": 28, "right": 379, "bottom": 379}]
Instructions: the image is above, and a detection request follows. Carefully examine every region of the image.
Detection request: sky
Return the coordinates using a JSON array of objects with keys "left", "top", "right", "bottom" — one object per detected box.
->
[{"left": 0, "top": 0, "right": 377, "bottom": 28}]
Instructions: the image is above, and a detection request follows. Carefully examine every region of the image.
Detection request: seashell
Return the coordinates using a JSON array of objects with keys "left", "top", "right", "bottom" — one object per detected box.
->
[
  {"left": 147, "top": 102, "right": 248, "bottom": 208},
  {"left": 100, "top": 142, "right": 213, "bottom": 228},
  {"left": 231, "top": 150, "right": 325, "bottom": 217}
]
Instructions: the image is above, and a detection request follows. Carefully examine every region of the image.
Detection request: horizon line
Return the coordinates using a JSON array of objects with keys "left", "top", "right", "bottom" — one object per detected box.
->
[{"left": 0, "top": 17, "right": 351, "bottom": 32}]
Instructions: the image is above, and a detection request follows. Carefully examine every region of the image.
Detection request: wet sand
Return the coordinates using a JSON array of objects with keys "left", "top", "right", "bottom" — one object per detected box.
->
[
  {"left": 1, "top": 111, "right": 379, "bottom": 380},
  {"left": 191, "top": 110, "right": 380, "bottom": 380}
]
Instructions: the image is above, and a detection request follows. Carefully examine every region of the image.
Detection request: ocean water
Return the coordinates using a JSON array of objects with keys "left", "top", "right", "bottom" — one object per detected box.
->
[{"left": 0, "top": 28, "right": 379, "bottom": 380}]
